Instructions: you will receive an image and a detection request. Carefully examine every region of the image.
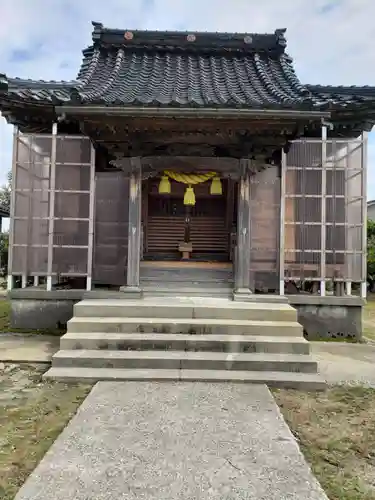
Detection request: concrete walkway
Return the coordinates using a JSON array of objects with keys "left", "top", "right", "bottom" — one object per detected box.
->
[
  {"left": 313, "top": 342, "right": 375, "bottom": 386},
  {"left": 14, "top": 382, "right": 328, "bottom": 500},
  {"left": 0, "top": 333, "right": 60, "bottom": 363},
  {"left": 1, "top": 333, "right": 375, "bottom": 386}
]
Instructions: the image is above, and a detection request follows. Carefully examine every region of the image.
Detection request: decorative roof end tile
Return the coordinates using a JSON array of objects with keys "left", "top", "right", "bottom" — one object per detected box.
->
[
  {"left": 0, "top": 73, "right": 8, "bottom": 93},
  {"left": 275, "top": 28, "right": 287, "bottom": 47}
]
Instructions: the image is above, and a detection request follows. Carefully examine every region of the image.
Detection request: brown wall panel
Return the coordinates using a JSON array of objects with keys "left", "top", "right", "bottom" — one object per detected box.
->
[{"left": 93, "top": 172, "right": 129, "bottom": 285}]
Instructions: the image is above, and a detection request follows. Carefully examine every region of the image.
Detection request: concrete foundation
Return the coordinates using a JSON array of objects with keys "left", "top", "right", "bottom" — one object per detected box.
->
[
  {"left": 289, "top": 296, "right": 363, "bottom": 341},
  {"left": 8, "top": 290, "right": 127, "bottom": 329},
  {"left": 8, "top": 289, "right": 364, "bottom": 340},
  {"left": 11, "top": 298, "right": 77, "bottom": 330}
]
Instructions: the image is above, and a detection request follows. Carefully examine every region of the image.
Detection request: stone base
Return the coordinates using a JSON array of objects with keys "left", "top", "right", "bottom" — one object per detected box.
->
[
  {"left": 7, "top": 289, "right": 364, "bottom": 340},
  {"left": 234, "top": 287, "right": 253, "bottom": 295},
  {"left": 119, "top": 286, "right": 143, "bottom": 298},
  {"left": 10, "top": 299, "right": 75, "bottom": 330},
  {"left": 291, "top": 300, "right": 362, "bottom": 341},
  {"left": 233, "top": 292, "right": 289, "bottom": 304},
  {"left": 178, "top": 242, "right": 193, "bottom": 260}
]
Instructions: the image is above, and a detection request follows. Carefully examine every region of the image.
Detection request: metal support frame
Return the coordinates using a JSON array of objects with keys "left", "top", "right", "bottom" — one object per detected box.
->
[
  {"left": 320, "top": 124, "right": 327, "bottom": 296},
  {"left": 7, "top": 126, "right": 19, "bottom": 290},
  {"left": 46, "top": 123, "right": 58, "bottom": 291},
  {"left": 361, "top": 131, "right": 368, "bottom": 298},
  {"left": 24, "top": 133, "right": 37, "bottom": 286},
  {"left": 344, "top": 140, "right": 351, "bottom": 295},
  {"left": 279, "top": 151, "right": 287, "bottom": 295},
  {"left": 21, "top": 274, "right": 27, "bottom": 288},
  {"left": 86, "top": 145, "right": 96, "bottom": 291},
  {"left": 125, "top": 157, "right": 142, "bottom": 291}
]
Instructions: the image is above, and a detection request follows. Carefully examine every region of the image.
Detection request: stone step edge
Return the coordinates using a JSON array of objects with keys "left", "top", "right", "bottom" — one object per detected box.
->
[
  {"left": 142, "top": 291, "right": 232, "bottom": 296},
  {"left": 61, "top": 335, "right": 310, "bottom": 353},
  {"left": 61, "top": 333, "right": 309, "bottom": 343},
  {"left": 141, "top": 285, "right": 233, "bottom": 290},
  {"left": 75, "top": 299, "right": 295, "bottom": 311},
  {"left": 53, "top": 349, "right": 315, "bottom": 363},
  {"left": 43, "top": 367, "right": 326, "bottom": 390},
  {"left": 68, "top": 318, "right": 301, "bottom": 327},
  {"left": 140, "top": 279, "right": 233, "bottom": 282}
]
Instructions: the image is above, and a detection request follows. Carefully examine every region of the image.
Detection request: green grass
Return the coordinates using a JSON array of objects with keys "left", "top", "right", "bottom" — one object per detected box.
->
[
  {"left": 0, "top": 300, "right": 65, "bottom": 336},
  {"left": 310, "top": 336, "right": 361, "bottom": 343},
  {"left": 274, "top": 386, "right": 375, "bottom": 500},
  {"left": 2, "top": 372, "right": 375, "bottom": 500},
  {"left": 0, "top": 365, "right": 92, "bottom": 500},
  {"left": 363, "top": 296, "right": 375, "bottom": 341}
]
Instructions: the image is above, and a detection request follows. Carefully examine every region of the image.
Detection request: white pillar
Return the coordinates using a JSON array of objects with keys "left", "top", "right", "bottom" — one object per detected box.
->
[
  {"left": 320, "top": 124, "right": 327, "bottom": 297},
  {"left": 7, "top": 126, "right": 18, "bottom": 291},
  {"left": 86, "top": 277, "right": 92, "bottom": 291},
  {"left": 86, "top": 144, "right": 96, "bottom": 292},
  {"left": 47, "top": 123, "right": 57, "bottom": 291},
  {"left": 7, "top": 275, "right": 13, "bottom": 291},
  {"left": 46, "top": 275, "right": 53, "bottom": 292},
  {"left": 21, "top": 274, "right": 27, "bottom": 288},
  {"left": 279, "top": 151, "right": 287, "bottom": 295},
  {"left": 361, "top": 131, "right": 368, "bottom": 298}
]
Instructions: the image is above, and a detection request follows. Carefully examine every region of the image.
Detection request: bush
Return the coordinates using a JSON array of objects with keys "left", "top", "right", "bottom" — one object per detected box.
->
[
  {"left": 0, "top": 232, "right": 8, "bottom": 278},
  {"left": 367, "top": 219, "right": 375, "bottom": 291}
]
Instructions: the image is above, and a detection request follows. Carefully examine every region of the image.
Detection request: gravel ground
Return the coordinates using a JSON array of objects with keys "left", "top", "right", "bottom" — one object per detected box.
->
[{"left": 0, "top": 363, "right": 47, "bottom": 406}]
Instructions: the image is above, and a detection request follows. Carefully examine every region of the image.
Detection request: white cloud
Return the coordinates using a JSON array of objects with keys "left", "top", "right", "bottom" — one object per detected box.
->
[{"left": 1, "top": 0, "right": 375, "bottom": 194}]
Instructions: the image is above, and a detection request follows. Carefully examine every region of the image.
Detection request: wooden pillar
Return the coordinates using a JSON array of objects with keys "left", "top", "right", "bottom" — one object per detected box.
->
[
  {"left": 123, "top": 157, "right": 142, "bottom": 295},
  {"left": 234, "top": 159, "right": 252, "bottom": 296}
]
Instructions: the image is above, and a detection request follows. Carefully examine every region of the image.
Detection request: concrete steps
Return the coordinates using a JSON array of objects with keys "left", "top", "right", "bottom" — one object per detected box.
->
[
  {"left": 67, "top": 317, "right": 303, "bottom": 336},
  {"left": 60, "top": 333, "right": 310, "bottom": 354},
  {"left": 140, "top": 266, "right": 234, "bottom": 283},
  {"left": 73, "top": 299, "right": 297, "bottom": 321},
  {"left": 142, "top": 285, "right": 232, "bottom": 298},
  {"left": 139, "top": 266, "right": 234, "bottom": 297},
  {"left": 43, "top": 297, "right": 326, "bottom": 390},
  {"left": 44, "top": 367, "right": 325, "bottom": 390},
  {"left": 52, "top": 350, "right": 318, "bottom": 372}
]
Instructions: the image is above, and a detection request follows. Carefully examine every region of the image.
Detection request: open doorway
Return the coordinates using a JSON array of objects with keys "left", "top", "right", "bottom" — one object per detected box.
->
[{"left": 142, "top": 177, "right": 237, "bottom": 262}]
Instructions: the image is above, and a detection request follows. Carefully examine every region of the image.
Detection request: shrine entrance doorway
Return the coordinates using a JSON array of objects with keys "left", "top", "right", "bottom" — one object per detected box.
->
[{"left": 142, "top": 177, "right": 237, "bottom": 263}]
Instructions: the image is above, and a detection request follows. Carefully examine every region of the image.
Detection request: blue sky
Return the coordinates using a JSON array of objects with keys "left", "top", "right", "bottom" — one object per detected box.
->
[{"left": 1, "top": 0, "right": 375, "bottom": 195}]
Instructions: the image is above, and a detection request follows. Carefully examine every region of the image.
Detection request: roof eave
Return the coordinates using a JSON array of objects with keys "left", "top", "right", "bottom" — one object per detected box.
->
[{"left": 56, "top": 105, "right": 331, "bottom": 120}]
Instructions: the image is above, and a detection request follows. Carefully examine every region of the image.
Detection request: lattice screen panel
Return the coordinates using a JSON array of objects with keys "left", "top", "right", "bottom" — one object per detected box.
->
[
  {"left": 283, "top": 138, "right": 365, "bottom": 284},
  {"left": 10, "top": 132, "right": 95, "bottom": 283}
]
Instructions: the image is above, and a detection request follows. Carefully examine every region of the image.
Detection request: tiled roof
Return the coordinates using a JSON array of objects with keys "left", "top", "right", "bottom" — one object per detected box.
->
[
  {"left": 0, "top": 75, "right": 75, "bottom": 104},
  {"left": 74, "top": 44, "right": 314, "bottom": 108},
  {"left": 307, "top": 84, "right": 375, "bottom": 107},
  {"left": 1, "top": 22, "right": 375, "bottom": 113}
]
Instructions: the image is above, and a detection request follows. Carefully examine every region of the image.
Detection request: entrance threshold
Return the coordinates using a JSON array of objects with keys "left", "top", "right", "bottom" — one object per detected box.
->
[{"left": 140, "top": 261, "right": 232, "bottom": 270}]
